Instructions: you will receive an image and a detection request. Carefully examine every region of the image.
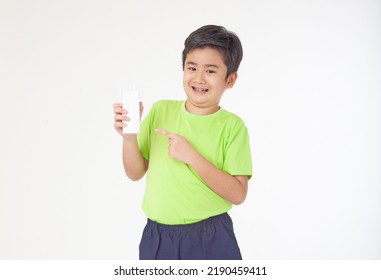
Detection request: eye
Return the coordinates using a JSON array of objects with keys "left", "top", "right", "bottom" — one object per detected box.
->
[
  {"left": 188, "top": 67, "right": 196, "bottom": 71},
  {"left": 206, "top": 70, "right": 216, "bottom": 74}
]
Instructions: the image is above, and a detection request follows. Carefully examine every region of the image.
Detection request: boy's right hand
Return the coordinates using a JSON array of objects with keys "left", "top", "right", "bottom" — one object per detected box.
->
[{"left": 113, "top": 102, "right": 144, "bottom": 137}]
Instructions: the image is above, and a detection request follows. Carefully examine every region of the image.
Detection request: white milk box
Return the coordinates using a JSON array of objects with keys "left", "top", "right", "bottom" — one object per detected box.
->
[{"left": 122, "top": 90, "right": 140, "bottom": 134}]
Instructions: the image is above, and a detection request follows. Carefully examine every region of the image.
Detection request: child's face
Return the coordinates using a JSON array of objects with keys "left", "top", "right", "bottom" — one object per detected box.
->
[{"left": 183, "top": 47, "right": 237, "bottom": 115}]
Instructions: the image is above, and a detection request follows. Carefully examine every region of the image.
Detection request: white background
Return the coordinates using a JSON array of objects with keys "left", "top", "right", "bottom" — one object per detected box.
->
[{"left": 0, "top": 0, "right": 380, "bottom": 259}]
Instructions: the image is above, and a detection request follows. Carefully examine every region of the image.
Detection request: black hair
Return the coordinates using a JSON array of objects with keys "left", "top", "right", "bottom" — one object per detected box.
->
[{"left": 182, "top": 25, "right": 243, "bottom": 79}]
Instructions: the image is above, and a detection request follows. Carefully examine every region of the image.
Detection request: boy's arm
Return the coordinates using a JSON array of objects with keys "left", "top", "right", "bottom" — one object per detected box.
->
[
  {"left": 155, "top": 128, "right": 248, "bottom": 205},
  {"left": 190, "top": 156, "right": 248, "bottom": 205},
  {"left": 122, "top": 136, "right": 148, "bottom": 181},
  {"left": 114, "top": 103, "right": 148, "bottom": 181}
]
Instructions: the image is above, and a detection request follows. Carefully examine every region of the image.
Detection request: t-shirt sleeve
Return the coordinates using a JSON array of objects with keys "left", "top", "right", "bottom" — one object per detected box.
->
[{"left": 222, "top": 121, "right": 253, "bottom": 179}]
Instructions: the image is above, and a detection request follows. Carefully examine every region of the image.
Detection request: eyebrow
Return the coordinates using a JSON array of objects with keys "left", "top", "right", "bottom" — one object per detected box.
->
[{"left": 186, "top": 61, "right": 220, "bottom": 68}]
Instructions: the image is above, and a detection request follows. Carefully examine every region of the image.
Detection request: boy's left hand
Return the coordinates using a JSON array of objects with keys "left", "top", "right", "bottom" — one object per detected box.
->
[{"left": 155, "top": 128, "right": 198, "bottom": 165}]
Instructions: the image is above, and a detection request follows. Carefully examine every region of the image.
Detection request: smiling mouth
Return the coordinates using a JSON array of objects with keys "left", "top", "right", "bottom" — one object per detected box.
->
[{"left": 192, "top": 86, "right": 209, "bottom": 93}]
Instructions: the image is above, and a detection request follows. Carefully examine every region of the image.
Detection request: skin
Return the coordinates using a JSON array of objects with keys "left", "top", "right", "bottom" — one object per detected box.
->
[{"left": 113, "top": 47, "right": 248, "bottom": 205}]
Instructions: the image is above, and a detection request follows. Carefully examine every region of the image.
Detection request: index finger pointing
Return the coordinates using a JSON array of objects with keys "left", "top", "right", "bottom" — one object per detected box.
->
[{"left": 155, "top": 128, "right": 174, "bottom": 138}]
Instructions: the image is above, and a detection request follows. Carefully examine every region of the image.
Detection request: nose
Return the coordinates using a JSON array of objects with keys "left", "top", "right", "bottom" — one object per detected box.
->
[{"left": 193, "top": 70, "right": 205, "bottom": 84}]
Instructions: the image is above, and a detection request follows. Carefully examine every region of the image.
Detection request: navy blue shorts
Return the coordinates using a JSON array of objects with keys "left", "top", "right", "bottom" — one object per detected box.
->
[{"left": 139, "top": 212, "right": 242, "bottom": 260}]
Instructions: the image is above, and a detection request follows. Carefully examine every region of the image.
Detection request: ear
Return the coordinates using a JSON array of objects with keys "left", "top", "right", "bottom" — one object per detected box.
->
[{"left": 226, "top": 72, "right": 238, "bottom": 88}]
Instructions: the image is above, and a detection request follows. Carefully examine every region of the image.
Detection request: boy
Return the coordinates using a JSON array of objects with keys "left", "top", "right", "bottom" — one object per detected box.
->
[{"left": 113, "top": 25, "right": 252, "bottom": 260}]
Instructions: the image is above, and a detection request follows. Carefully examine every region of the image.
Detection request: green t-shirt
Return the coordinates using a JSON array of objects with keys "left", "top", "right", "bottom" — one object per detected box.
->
[{"left": 137, "top": 100, "right": 252, "bottom": 225}]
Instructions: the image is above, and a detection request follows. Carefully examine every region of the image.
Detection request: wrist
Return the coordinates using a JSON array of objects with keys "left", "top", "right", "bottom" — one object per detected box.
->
[
  {"left": 187, "top": 151, "right": 204, "bottom": 168},
  {"left": 123, "top": 134, "right": 137, "bottom": 142}
]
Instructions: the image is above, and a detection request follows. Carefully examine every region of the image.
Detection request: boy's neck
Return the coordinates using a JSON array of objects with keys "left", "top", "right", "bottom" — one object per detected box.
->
[{"left": 185, "top": 100, "right": 220, "bottom": 115}]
